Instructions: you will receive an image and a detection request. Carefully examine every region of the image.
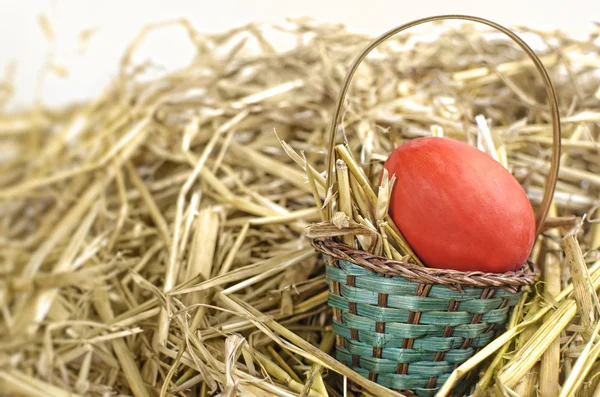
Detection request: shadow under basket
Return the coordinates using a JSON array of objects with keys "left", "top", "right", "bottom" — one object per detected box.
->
[{"left": 313, "top": 238, "right": 538, "bottom": 397}]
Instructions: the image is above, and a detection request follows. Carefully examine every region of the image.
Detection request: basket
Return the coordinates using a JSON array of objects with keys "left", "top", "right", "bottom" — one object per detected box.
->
[{"left": 313, "top": 15, "right": 562, "bottom": 397}]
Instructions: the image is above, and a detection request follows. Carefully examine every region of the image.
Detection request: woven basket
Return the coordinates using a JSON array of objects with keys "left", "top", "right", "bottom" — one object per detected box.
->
[
  {"left": 315, "top": 239, "right": 536, "bottom": 396},
  {"left": 314, "top": 15, "right": 562, "bottom": 397}
]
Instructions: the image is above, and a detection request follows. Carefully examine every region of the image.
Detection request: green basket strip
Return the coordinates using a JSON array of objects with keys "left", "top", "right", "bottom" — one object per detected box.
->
[
  {"left": 355, "top": 302, "right": 411, "bottom": 322},
  {"left": 334, "top": 321, "right": 496, "bottom": 349},
  {"left": 388, "top": 294, "right": 458, "bottom": 312},
  {"left": 471, "top": 331, "right": 495, "bottom": 347},
  {"left": 343, "top": 339, "right": 474, "bottom": 364},
  {"left": 369, "top": 358, "right": 455, "bottom": 376},
  {"left": 329, "top": 264, "right": 479, "bottom": 300},
  {"left": 385, "top": 308, "right": 473, "bottom": 326},
  {"left": 339, "top": 284, "right": 510, "bottom": 313},
  {"left": 451, "top": 323, "right": 489, "bottom": 338},
  {"left": 343, "top": 312, "right": 440, "bottom": 338},
  {"left": 328, "top": 267, "right": 473, "bottom": 301},
  {"left": 382, "top": 346, "right": 474, "bottom": 364},
  {"left": 342, "top": 312, "right": 491, "bottom": 339},
  {"left": 340, "top": 284, "right": 448, "bottom": 312},
  {"left": 339, "top": 284, "right": 383, "bottom": 305},
  {"left": 333, "top": 261, "right": 521, "bottom": 299},
  {"left": 343, "top": 312, "right": 470, "bottom": 339},
  {"left": 384, "top": 372, "right": 450, "bottom": 394},
  {"left": 336, "top": 349, "right": 454, "bottom": 375},
  {"left": 388, "top": 295, "right": 504, "bottom": 314},
  {"left": 344, "top": 340, "right": 434, "bottom": 362},
  {"left": 340, "top": 362, "right": 450, "bottom": 394},
  {"left": 481, "top": 306, "right": 509, "bottom": 323},
  {"left": 335, "top": 321, "right": 460, "bottom": 349},
  {"left": 500, "top": 292, "right": 522, "bottom": 306},
  {"left": 327, "top": 266, "right": 418, "bottom": 295},
  {"left": 356, "top": 274, "right": 418, "bottom": 295},
  {"left": 329, "top": 294, "right": 511, "bottom": 326},
  {"left": 329, "top": 294, "right": 411, "bottom": 322},
  {"left": 338, "top": 260, "right": 373, "bottom": 276},
  {"left": 384, "top": 322, "right": 449, "bottom": 339}
]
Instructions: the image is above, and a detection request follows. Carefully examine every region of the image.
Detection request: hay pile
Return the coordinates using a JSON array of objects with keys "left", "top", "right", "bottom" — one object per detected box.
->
[{"left": 1, "top": 17, "right": 600, "bottom": 397}]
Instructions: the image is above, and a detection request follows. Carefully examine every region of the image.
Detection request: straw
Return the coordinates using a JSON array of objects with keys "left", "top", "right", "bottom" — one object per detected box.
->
[{"left": 2, "top": 17, "right": 600, "bottom": 397}]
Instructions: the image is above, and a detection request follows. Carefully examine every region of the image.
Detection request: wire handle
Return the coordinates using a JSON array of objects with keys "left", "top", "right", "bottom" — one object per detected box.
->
[{"left": 325, "top": 14, "right": 561, "bottom": 234}]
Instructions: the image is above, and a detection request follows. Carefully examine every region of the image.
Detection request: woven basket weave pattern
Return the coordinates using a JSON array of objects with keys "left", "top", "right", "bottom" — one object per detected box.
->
[{"left": 316, "top": 239, "right": 534, "bottom": 397}]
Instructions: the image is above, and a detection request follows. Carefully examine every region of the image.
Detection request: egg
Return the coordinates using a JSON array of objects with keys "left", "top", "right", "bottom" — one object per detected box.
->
[{"left": 383, "top": 137, "right": 535, "bottom": 273}]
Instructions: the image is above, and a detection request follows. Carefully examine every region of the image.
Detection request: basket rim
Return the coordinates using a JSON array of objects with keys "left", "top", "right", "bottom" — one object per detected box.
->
[{"left": 312, "top": 238, "right": 538, "bottom": 291}]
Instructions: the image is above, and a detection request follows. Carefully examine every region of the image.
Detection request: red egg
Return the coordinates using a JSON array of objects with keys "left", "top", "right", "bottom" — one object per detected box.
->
[{"left": 383, "top": 137, "right": 535, "bottom": 273}]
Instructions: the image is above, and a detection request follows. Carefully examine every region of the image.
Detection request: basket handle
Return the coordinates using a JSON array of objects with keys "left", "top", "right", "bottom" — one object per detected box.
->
[{"left": 324, "top": 14, "right": 561, "bottom": 234}]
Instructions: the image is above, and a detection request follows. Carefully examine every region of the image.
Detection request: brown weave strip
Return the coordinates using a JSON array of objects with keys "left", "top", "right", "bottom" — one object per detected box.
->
[
  {"left": 397, "top": 283, "right": 432, "bottom": 376},
  {"left": 346, "top": 274, "right": 361, "bottom": 367},
  {"left": 426, "top": 299, "right": 461, "bottom": 389},
  {"left": 313, "top": 238, "right": 537, "bottom": 291},
  {"left": 370, "top": 276, "right": 390, "bottom": 383},
  {"left": 328, "top": 257, "right": 345, "bottom": 348}
]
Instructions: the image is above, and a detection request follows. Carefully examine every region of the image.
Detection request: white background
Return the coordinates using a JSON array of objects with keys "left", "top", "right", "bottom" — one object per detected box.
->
[{"left": 1, "top": 0, "right": 598, "bottom": 109}]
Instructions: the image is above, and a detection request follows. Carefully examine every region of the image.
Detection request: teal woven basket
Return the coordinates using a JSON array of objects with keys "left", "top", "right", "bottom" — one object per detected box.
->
[
  {"left": 314, "top": 238, "right": 537, "bottom": 396},
  {"left": 315, "top": 13, "right": 561, "bottom": 397}
]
